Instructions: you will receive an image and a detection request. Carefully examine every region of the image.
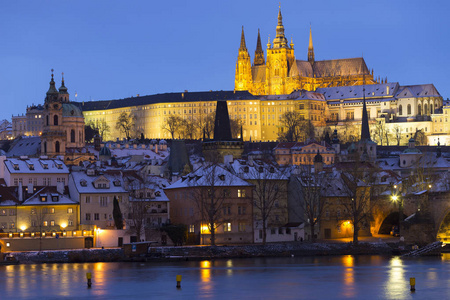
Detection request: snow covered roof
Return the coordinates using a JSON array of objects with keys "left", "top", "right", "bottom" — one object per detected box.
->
[
  {"left": 6, "top": 136, "right": 41, "bottom": 157},
  {"left": 70, "top": 170, "right": 133, "bottom": 194},
  {"left": 227, "top": 159, "right": 288, "bottom": 181},
  {"left": 167, "top": 164, "right": 252, "bottom": 189},
  {"left": 317, "top": 83, "right": 399, "bottom": 101},
  {"left": 395, "top": 84, "right": 440, "bottom": 98},
  {"left": 4, "top": 157, "right": 69, "bottom": 174},
  {"left": 22, "top": 187, "right": 78, "bottom": 205}
]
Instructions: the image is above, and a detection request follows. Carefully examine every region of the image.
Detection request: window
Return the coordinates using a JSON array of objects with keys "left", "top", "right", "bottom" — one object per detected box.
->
[
  {"left": 52, "top": 195, "right": 58, "bottom": 202},
  {"left": 189, "top": 225, "right": 195, "bottom": 233},
  {"left": 0, "top": 209, "right": 6, "bottom": 216},
  {"left": 238, "top": 222, "right": 246, "bottom": 232},
  {"left": 68, "top": 220, "right": 74, "bottom": 226},
  {"left": 85, "top": 196, "right": 91, "bottom": 204},
  {"left": 1, "top": 223, "right": 6, "bottom": 229},
  {"left": 223, "top": 206, "right": 231, "bottom": 215},
  {"left": 49, "top": 208, "right": 55, "bottom": 214},
  {"left": 223, "top": 222, "right": 231, "bottom": 232},
  {"left": 238, "top": 206, "right": 246, "bottom": 215},
  {"left": 100, "top": 197, "right": 108, "bottom": 207},
  {"left": 86, "top": 213, "right": 91, "bottom": 221},
  {"left": 94, "top": 213, "right": 100, "bottom": 220},
  {"left": 40, "top": 195, "right": 47, "bottom": 202},
  {"left": 238, "top": 189, "right": 246, "bottom": 198},
  {"left": 50, "top": 220, "right": 55, "bottom": 226},
  {"left": 31, "top": 208, "right": 36, "bottom": 215},
  {"left": 337, "top": 209, "right": 341, "bottom": 218},
  {"left": 407, "top": 104, "right": 411, "bottom": 115},
  {"left": 43, "top": 221, "right": 48, "bottom": 227},
  {"left": 10, "top": 222, "right": 15, "bottom": 229},
  {"left": 67, "top": 208, "right": 73, "bottom": 214}
]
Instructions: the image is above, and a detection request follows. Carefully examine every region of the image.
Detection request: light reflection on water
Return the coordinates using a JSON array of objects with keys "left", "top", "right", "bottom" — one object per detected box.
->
[{"left": 1, "top": 255, "right": 450, "bottom": 299}]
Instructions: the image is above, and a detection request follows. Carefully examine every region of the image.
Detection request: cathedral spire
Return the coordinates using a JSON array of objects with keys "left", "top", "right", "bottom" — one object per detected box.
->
[
  {"left": 253, "top": 29, "right": 265, "bottom": 66},
  {"left": 239, "top": 26, "right": 247, "bottom": 51},
  {"left": 273, "top": 5, "right": 288, "bottom": 48},
  {"left": 361, "top": 75, "right": 371, "bottom": 141},
  {"left": 308, "top": 24, "right": 315, "bottom": 63}
]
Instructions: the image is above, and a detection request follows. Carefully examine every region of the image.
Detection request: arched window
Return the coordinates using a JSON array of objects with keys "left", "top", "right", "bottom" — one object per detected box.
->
[
  {"left": 407, "top": 104, "right": 411, "bottom": 115},
  {"left": 71, "top": 129, "right": 75, "bottom": 143},
  {"left": 54, "top": 115, "right": 58, "bottom": 126},
  {"left": 430, "top": 104, "right": 434, "bottom": 114},
  {"left": 46, "top": 115, "right": 49, "bottom": 126},
  {"left": 424, "top": 104, "right": 428, "bottom": 115},
  {"left": 399, "top": 105, "right": 403, "bottom": 115},
  {"left": 55, "top": 141, "right": 60, "bottom": 153},
  {"left": 418, "top": 104, "right": 422, "bottom": 115},
  {"left": 43, "top": 142, "right": 47, "bottom": 154}
]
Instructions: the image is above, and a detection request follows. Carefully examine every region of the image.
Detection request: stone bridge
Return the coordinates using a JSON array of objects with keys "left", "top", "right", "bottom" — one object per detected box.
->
[{"left": 370, "top": 190, "right": 450, "bottom": 244}]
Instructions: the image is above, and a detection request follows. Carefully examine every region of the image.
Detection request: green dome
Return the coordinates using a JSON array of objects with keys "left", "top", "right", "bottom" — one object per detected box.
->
[{"left": 62, "top": 103, "right": 83, "bottom": 117}]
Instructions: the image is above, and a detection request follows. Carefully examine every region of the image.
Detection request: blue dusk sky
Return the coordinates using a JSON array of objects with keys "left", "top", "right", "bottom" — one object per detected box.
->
[{"left": 0, "top": 0, "right": 449, "bottom": 121}]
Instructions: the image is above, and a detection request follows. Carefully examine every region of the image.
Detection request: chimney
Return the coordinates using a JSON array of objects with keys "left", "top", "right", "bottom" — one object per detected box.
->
[
  {"left": 18, "top": 181, "right": 23, "bottom": 202},
  {"left": 57, "top": 181, "right": 64, "bottom": 195}
]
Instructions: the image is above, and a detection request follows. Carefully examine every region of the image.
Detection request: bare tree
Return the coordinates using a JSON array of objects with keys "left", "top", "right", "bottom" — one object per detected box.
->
[
  {"left": 196, "top": 112, "right": 215, "bottom": 139},
  {"left": 247, "top": 162, "right": 288, "bottom": 244},
  {"left": 29, "top": 207, "right": 48, "bottom": 252},
  {"left": 162, "top": 115, "right": 183, "bottom": 139},
  {"left": 126, "top": 180, "right": 151, "bottom": 241},
  {"left": 413, "top": 129, "right": 427, "bottom": 146},
  {"left": 393, "top": 125, "right": 402, "bottom": 146},
  {"left": 374, "top": 121, "right": 385, "bottom": 146},
  {"left": 338, "top": 161, "right": 376, "bottom": 245},
  {"left": 278, "top": 111, "right": 315, "bottom": 142},
  {"left": 293, "top": 165, "right": 326, "bottom": 242},
  {"left": 230, "top": 117, "right": 244, "bottom": 139},
  {"left": 116, "top": 112, "right": 136, "bottom": 140},
  {"left": 180, "top": 118, "right": 197, "bottom": 139},
  {"left": 188, "top": 155, "right": 236, "bottom": 245}
]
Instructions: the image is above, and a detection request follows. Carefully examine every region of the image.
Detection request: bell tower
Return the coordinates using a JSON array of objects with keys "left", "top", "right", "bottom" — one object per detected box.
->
[
  {"left": 265, "top": 6, "right": 295, "bottom": 95},
  {"left": 41, "top": 70, "right": 66, "bottom": 157}
]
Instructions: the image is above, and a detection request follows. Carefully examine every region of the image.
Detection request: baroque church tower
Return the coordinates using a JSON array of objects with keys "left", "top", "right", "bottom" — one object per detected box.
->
[{"left": 41, "top": 70, "right": 66, "bottom": 157}]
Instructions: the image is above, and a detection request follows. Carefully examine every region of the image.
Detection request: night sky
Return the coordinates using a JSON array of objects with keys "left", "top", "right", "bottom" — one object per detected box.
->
[{"left": 1, "top": 0, "right": 448, "bottom": 121}]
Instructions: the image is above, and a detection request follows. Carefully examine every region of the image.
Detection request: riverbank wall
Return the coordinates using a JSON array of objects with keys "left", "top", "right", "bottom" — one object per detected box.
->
[{"left": 8, "top": 241, "right": 394, "bottom": 264}]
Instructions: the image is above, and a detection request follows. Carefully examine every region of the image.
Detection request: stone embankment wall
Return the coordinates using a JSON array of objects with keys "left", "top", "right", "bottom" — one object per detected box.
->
[{"left": 9, "top": 242, "right": 394, "bottom": 264}]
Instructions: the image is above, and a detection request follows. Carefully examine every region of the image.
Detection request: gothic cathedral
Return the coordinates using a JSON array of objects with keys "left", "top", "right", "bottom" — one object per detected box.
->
[{"left": 235, "top": 7, "right": 377, "bottom": 95}]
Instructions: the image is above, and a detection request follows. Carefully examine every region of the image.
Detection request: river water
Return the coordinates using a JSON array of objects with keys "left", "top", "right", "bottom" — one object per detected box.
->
[{"left": 1, "top": 254, "right": 450, "bottom": 299}]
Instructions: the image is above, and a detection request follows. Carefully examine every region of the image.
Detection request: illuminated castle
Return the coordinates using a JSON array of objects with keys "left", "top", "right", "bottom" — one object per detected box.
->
[{"left": 235, "top": 7, "right": 377, "bottom": 95}]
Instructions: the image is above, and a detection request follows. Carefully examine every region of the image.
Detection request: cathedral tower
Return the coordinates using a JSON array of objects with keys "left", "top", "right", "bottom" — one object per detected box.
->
[
  {"left": 265, "top": 6, "right": 295, "bottom": 95},
  {"left": 253, "top": 29, "right": 265, "bottom": 66},
  {"left": 307, "top": 25, "right": 315, "bottom": 63},
  {"left": 235, "top": 26, "right": 253, "bottom": 91}
]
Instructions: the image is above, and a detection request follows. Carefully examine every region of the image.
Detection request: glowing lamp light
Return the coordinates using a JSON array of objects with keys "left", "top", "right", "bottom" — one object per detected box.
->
[
  {"left": 392, "top": 195, "right": 398, "bottom": 202},
  {"left": 19, "top": 232, "right": 24, "bottom": 238},
  {"left": 42, "top": 232, "right": 46, "bottom": 237},
  {"left": 20, "top": 225, "right": 26, "bottom": 231},
  {"left": 6, "top": 242, "right": 10, "bottom": 247},
  {"left": 8, "top": 232, "right": 12, "bottom": 238},
  {"left": 83, "top": 230, "right": 87, "bottom": 236},
  {"left": 60, "top": 223, "right": 67, "bottom": 229},
  {"left": 62, "top": 231, "right": 66, "bottom": 236},
  {"left": 52, "top": 232, "right": 56, "bottom": 237},
  {"left": 73, "top": 231, "right": 77, "bottom": 236},
  {"left": 31, "top": 232, "right": 35, "bottom": 237}
]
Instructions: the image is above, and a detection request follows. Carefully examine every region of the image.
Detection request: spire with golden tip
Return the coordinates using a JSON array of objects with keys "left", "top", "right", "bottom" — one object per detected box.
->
[
  {"left": 254, "top": 29, "right": 265, "bottom": 66},
  {"left": 308, "top": 24, "right": 315, "bottom": 63},
  {"left": 273, "top": 5, "right": 288, "bottom": 49}
]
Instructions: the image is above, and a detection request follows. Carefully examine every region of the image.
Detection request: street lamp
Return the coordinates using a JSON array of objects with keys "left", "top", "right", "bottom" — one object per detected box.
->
[{"left": 391, "top": 193, "right": 402, "bottom": 236}]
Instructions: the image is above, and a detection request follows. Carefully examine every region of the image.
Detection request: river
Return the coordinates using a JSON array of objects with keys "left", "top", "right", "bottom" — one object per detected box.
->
[{"left": 1, "top": 255, "right": 450, "bottom": 299}]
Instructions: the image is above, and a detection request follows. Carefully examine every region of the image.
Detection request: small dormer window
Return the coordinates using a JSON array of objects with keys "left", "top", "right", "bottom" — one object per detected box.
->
[
  {"left": 258, "top": 166, "right": 264, "bottom": 173},
  {"left": 42, "top": 164, "right": 48, "bottom": 170},
  {"left": 40, "top": 195, "right": 47, "bottom": 202},
  {"left": 52, "top": 195, "right": 59, "bottom": 202},
  {"left": 56, "top": 163, "right": 63, "bottom": 169},
  {"left": 244, "top": 166, "right": 249, "bottom": 173},
  {"left": 113, "top": 180, "right": 121, "bottom": 187},
  {"left": 13, "top": 164, "right": 19, "bottom": 170},
  {"left": 270, "top": 167, "right": 275, "bottom": 173},
  {"left": 218, "top": 174, "right": 225, "bottom": 181},
  {"left": 80, "top": 179, "right": 87, "bottom": 187},
  {"left": 155, "top": 191, "right": 161, "bottom": 197}
]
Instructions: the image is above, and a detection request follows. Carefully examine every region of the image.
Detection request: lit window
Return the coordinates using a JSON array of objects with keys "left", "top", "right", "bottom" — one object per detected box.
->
[
  {"left": 43, "top": 221, "right": 48, "bottom": 227},
  {"left": 224, "top": 223, "right": 231, "bottom": 232},
  {"left": 67, "top": 208, "right": 73, "bottom": 214},
  {"left": 189, "top": 225, "right": 195, "bottom": 233},
  {"left": 238, "top": 189, "right": 246, "bottom": 198}
]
